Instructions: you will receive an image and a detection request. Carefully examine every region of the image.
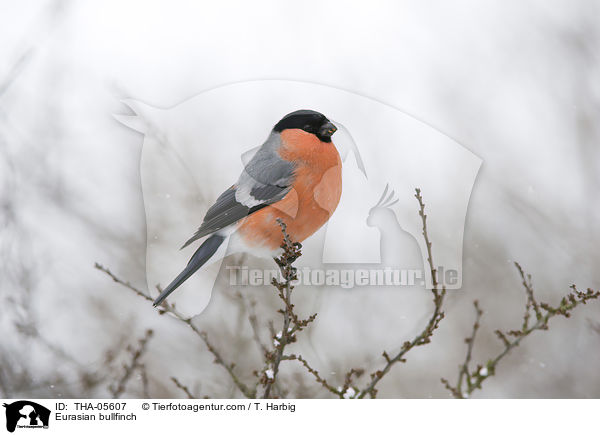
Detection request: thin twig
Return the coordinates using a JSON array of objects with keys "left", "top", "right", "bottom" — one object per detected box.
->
[
  {"left": 262, "top": 218, "right": 312, "bottom": 398},
  {"left": 515, "top": 262, "right": 542, "bottom": 323},
  {"left": 290, "top": 354, "right": 343, "bottom": 398},
  {"left": 356, "top": 188, "right": 446, "bottom": 398},
  {"left": 443, "top": 264, "right": 600, "bottom": 398},
  {"left": 94, "top": 263, "right": 153, "bottom": 302},
  {"left": 139, "top": 364, "right": 150, "bottom": 399},
  {"left": 458, "top": 301, "right": 482, "bottom": 394},
  {"left": 110, "top": 329, "right": 153, "bottom": 398},
  {"left": 200, "top": 331, "right": 256, "bottom": 398},
  {"left": 237, "top": 292, "right": 269, "bottom": 356},
  {"left": 95, "top": 263, "right": 256, "bottom": 398},
  {"left": 171, "top": 377, "right": 196, "bottom": 399},
  {"left": 442, "top": 301, "right": 482, "bottom": 398}
]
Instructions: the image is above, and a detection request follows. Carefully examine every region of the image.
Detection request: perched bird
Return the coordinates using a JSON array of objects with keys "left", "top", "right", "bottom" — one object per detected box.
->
[{"left": 153, "top": 110, "right": 342, "bottom": 306}]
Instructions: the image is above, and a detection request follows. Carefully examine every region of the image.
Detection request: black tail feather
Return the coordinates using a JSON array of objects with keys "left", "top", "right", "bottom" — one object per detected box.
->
[{"left": 153, "top": 234, "right": 225, "bottom": 307}]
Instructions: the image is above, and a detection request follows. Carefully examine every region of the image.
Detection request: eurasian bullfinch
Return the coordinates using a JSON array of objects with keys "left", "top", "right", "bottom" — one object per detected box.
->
[{"left": 153, "top": 110, "right": 342, "bottom": 306}]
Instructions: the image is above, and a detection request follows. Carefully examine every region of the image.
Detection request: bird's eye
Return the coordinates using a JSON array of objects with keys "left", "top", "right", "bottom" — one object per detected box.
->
[{"left": 303, "top": 124, "right": 311, "bottom": 130}]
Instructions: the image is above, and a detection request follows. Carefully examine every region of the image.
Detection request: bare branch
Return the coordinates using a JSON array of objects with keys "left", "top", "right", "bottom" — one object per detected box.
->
[
  {"left": 262, "top": 218, "right": 317, "bottom": 398},
  {"left": 442, "top": 301, "right": 483, "bottom": 398},
  {"left": 109, "top": 329, "right": 153, "bottom": 398},
  {"left": 356, "top": 188, "right": 447, "bottom": 398},
  {"left": 171, "top": 377, "right": 196, "bottom": 399},
  {"left": 289, "top": 354, "right": 343, "bottom": 398},
  {"left": 139, "top": 364, "right": 150, "bottom": 399},
  {"left": 237, "top": 292, "right": 269, "bottom": 356},
  {"left": 200, "top": 331, "right": 256, "bottom": 398},
  {"left": 94, "top": 263, "right": 153, "bottom": 302},
  {"left": 446, "top": 264, "right": 600, "bottom": 398},
  {"left": 96, "top": 263, "right": 256, "bottom": 398}
]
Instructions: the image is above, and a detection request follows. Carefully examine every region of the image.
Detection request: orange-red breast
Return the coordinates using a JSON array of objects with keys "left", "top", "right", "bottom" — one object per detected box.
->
[{"left": 153, "top": 110, "right": 342, "bottom": 306}]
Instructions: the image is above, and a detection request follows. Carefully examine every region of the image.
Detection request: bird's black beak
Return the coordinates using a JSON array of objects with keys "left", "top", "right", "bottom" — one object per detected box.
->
[{"left": 318, "top": 122, "right": 337, "bottom": 140}]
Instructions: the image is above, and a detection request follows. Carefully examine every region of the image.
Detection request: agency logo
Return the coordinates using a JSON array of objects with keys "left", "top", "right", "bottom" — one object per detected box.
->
[
  {"left": 3, "top": 401, "right": 50, "bottom": 433},
  {"left": 116, "top": 80, "right": 481, "bottom": 317}
]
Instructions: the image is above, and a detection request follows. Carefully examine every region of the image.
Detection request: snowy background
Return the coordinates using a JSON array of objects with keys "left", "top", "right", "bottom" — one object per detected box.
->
[{"left": 1, "top": 0, "right": 599, "bottom": 398}]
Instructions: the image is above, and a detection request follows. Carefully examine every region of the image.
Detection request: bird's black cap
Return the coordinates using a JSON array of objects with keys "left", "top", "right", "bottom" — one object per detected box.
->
[{"left": 273, "top": 110, "right": 336, "bottom": 142}]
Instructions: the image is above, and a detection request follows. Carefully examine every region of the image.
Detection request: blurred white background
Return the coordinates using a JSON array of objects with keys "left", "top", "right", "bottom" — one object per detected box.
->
[{"left": 0, "top": 0, "right": 599, "bottom": 398}]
